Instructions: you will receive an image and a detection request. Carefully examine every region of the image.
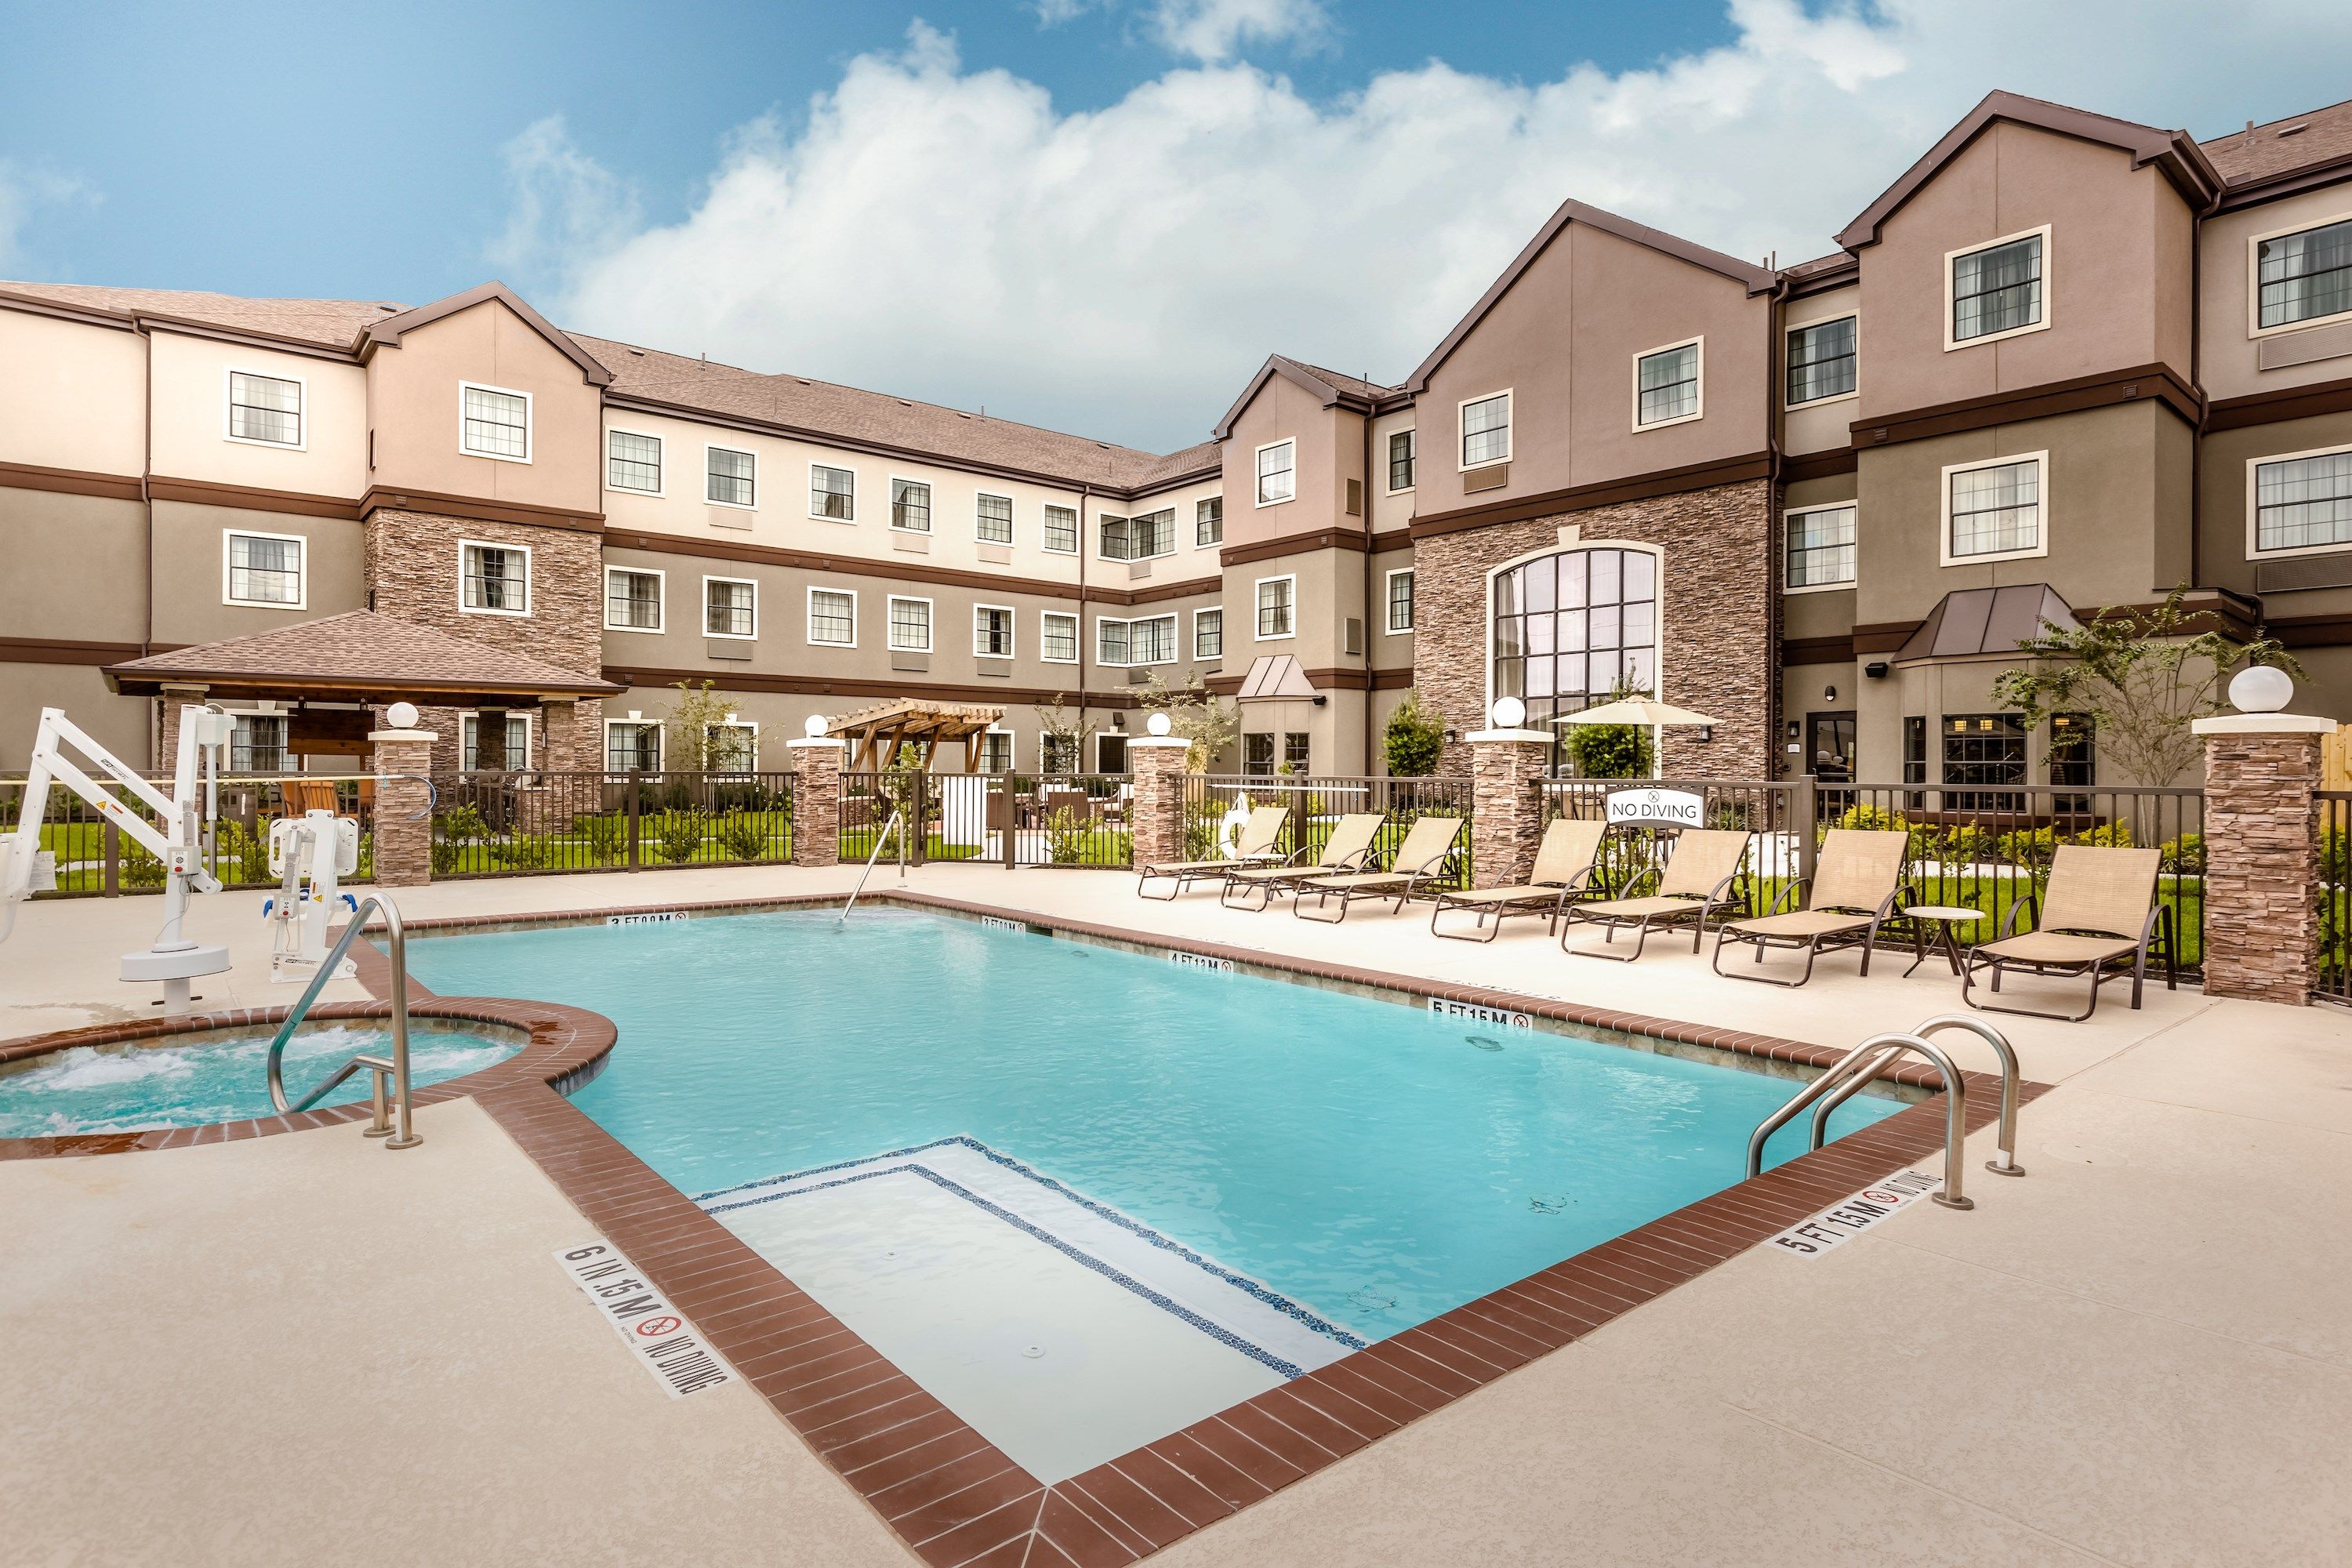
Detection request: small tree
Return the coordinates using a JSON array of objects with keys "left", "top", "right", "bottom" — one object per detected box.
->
[
  {"left": 664, "top": 679, "right": 738, "bottom": 775},
  {"left": 1991, "top": 586, "right": 2300, "bottom": 786},
  {"left": 1564, "top": 680, "right": 1653, "bottom": 779},
  {"left": 1136, "top": 670, "right": 1238, "bottom": 772},
  {"left": 1383, "top": 692, "right": 1446, "bottom": 777},
  {"left": 1036, "top": 693, "right": 1093, "bottom": 776}
]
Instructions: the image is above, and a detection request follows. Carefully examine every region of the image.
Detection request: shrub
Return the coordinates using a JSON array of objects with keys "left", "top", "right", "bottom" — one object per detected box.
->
[
  {"left": 492, "top": 836, "right": 555, "bottom": 870},
  {"left": 121, "top": 843, "right": 167, "bottom": 887},
  {"left": 2160, "top": 832, "right": 2205, "bottom": 877},
  {"left": 717, "top": 811, "right": 769, "bottom": 862},
  {"left": 1045, "top": 806, "right": 1092, "bottom": 865},
  {"left": 2323, "top": 829, "right": 2350, "bottom": 887},
  {"left": 1996, "top": 826, "right": 2057, "bottom": 871},
  {"left": 1183, "top": 800, "right": 1229, "bottom": 862},
  {"left": 655, "top": 808, "right": 708, "bottom": 865},
  {"left": 1566, "top": 720, "right": 1651, "bottom": 779},
  {"left": 1938, "top": 825, "right": 1993, "bottom": 867},
  {"left": 578, "top": 813, "right": 625, "bottom": 861},
  {"left": 431, "top": 804, "right": 488, "bottom": 877},
  {"left": 2071, "top": 822, "right": 2134, "bottom": 850},
  {"left": 1383, "top": 694, "right": 1447, "bottom": 778}
]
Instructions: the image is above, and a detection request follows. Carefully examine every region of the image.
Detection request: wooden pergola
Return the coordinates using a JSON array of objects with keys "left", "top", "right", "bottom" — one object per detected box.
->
[{"left": 827, "top": 699, "right": 1007, "bottom": 771}]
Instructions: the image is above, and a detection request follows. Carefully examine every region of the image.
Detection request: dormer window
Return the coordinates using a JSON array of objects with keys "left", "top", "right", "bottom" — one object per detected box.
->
[
  {"left": 459, "top": 383, "right": 531, "bottom": 462},
  {"left": 1948, "top": 229, "right": 2047, "bottom": 347}
]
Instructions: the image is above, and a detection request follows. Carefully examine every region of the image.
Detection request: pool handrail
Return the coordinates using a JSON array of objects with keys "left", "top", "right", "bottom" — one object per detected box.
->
[
  {"left": 264, "top": 894, "right": 419, "bottom": 1149},
  {"left": 1744, "top": 1028, "right": 1976, "bottom": 1210},
  {"left": 840, "top": 805, "right": 905, "bottom": 921},
  {"left": 1807, "top": 1014, "right": 2023, "bottom": 1176}
]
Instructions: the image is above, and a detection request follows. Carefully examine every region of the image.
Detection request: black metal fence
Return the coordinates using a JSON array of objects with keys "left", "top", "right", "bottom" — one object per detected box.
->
[
  {"left": 840, "top": 771, "right": 1135, "bottom": 867},
  {"left": 1, "top": 774, "right": 379, "bottom": 897},
  {"left": 434, "top": 770, "right": 795, "bottom": 877},
  {"left": 2319, "top": 791, "right": 2352, "bottom": 1006},
  {"left": 1182, "top": 775, "right": 1476, "bottom": 888}
]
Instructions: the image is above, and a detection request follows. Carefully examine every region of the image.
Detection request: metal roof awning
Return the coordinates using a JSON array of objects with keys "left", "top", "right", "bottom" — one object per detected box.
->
[
  {"left": 1894, "top": 585, "right": 2081, "bottom": 664},
  {"left": 103, "top": 610, "right": 623, "bottom": 706},
  {"left": 1235, "top": 655, "right": 1318, "bottom": 702}
]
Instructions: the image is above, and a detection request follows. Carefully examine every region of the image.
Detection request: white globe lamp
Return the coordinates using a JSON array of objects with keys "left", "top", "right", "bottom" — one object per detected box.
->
[
  {"left": 2229, "top": 665, "right": 2294, "bottom": 714},
  {"left": 804, "top": 713, "right": 829, "bottom": 739},
  {"left": 1489, "top": 695, "right": 1527, "bottom": 730},
  {"left": 1146, "top": 711, "right": 1173, "bottom": 737},
  {"left": 386, "top": 701, "right": 419, "bottom": 731}
]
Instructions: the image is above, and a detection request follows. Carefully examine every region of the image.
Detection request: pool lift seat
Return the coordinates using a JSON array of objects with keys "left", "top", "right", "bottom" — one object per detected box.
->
[{"left": 1744, "top": 1014, "right": 2024, "bottom": 1212}]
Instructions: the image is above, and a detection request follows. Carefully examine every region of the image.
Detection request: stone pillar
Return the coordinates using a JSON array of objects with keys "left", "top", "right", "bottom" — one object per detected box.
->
[
  {"left": 370, "top": 727, "right": 437, "bottom": 887},
  {"left": 2192, "top": 710, "right": 2336, "bottom": 1005},
  {"left": 788, "top": 737, "right": 846, "bottom": 868},
  {"left": 155, "top": 684, "right": 211, "bottom": 771},
  {"left": 1468, "top": 728, "right": 1552, "bottom": 890},
  {"left": 1127, "top": 737, "right": 1193, "bottom": 869}
]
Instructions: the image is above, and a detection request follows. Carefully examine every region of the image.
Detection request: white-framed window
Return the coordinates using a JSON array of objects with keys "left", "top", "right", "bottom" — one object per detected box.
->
[
  {"left": 976, "top": 492, "right": 1014, "bottom": 546},
  {"left": 1132, "top": 509, "right": 1175, "bottom": 558},
  {"left": 1255, "top": 439, "right": 1296, "bottom": 506},
  {"left": 607, "top": 429, "right": 662, "bottom": 494},
  {"left": 1460, "top": 391, "right": 1510, "bottom": 468},
  {"left": 1044, "top": 504, "right": 1080, "bottom": 554},
  {"left": 975, "top": 604, "right": 1014, "bottom": 659},
  {"left": 1941, "top": 453, "right": 2048, "bottom": 565},
  {"left": 976, "top": 729, "right": 1014, "bottom": 774},
  {"left": 1194, "top": 607, "right": 1224, "bottom": 660},
  {"left": 1385, "top": 568, "right": 1414, "bottom": 632},
  {"left": 459, "top": 382, "right": 531, "bottom": 463},
  {"left": 706, "top": 445, "right": 756, "bottom": 508},
  {"left": 811, "top": 463, "right": 855, "bottom": 521},
  {"left": 1387, "top": 428, "right": 1415, "bottom": 492},
  {"left": 1097, "top": 615, "right": 1173, "bottom": 666},
  {"left": 1040, "top": 611, "right": 1079, "bottom": 663},
  {"left": 887, "top": 595, "right": 932, "bottom": 652},
  {"left": 807, "top": 586, "right": 857, "bottom": 647},
  {"left": 1947, "top": 227, "right": 2049, "bottom": 349},
  {"left": 461, "top": 711, "right": 532, "bottom": 772},
  {"left": 1786, "top": 317, "right": 1858, "bottom": 406},
  {"left": 708, "top": 720, "right": 759, "bottom": 775},
  {"left": 891, "top": 477, "right": 932, "bottom": 532},
  {"left": 703, "top": 575, "right": 757, "bottom": 639},
  {"left": 1196, "top": 496, "right": 1223, "bottom": 546},
  {"left": 604, "top": 717, "right": 662, "bottom": 773},
  {"left": 2252, "top": 214, "right": 2352, "bottom": 336},
  {"left": 1785, "top": 503, "right": 1857, "bottom": 591},
  {"left": 1098, "top": 514, "right": 1133, "bottom": 561},
  {"left": 230, "top": 712, "right": 288, "bottom": 772},
  {"left": 225, "top": 369, "right": 303, "bottom": 448},
  {"left": 1634, "top": 339, "right": 1703, "bottom": 429},
  {"left": 2249, "top": 443, "right": 2352, "bottom": 558},
  {"left": 221, "top": 529, "right": 306, "bottom": 608},
  {"left": 1255, "top": 575, "right": 1295, "bottom": 640},
  {"left": 604, "top": 566, "right": 664, "bottom": 632},
  {"left": 459, "top": 540, "right": 531, "bottom": 615}
]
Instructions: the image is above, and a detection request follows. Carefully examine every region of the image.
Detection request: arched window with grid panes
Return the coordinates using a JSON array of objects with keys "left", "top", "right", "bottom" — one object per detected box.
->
[{"left": 1489, "top": 546, "right": 1659, "bottom": 747}]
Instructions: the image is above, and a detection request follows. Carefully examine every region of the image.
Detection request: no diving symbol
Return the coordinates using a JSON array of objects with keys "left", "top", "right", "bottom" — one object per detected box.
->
[{"left": 636, "top": 1315, "right": 683, "bottom": 1338}]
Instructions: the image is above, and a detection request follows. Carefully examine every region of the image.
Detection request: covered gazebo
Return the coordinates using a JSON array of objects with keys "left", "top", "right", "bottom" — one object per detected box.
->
[{"left": 826, "top": 699, "right": 1006, "bottom": 771}]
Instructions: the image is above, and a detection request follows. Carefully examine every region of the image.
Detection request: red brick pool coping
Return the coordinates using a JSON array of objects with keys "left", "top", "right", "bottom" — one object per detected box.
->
[{"left": 409, "top": 887, "right": 2049, "bottom": 1566}]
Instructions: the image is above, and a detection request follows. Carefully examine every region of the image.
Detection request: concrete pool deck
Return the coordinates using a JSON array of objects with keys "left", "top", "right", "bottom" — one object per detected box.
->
[{"left": 5, "top": 864, "right": 2350, "bottom": 1565}]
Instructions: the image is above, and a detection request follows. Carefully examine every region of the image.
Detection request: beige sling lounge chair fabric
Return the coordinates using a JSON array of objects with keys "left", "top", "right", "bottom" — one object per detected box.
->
[
  {"left": 1428, "top": 819, "right": 1609, "bottom": 942},
  {"left": 1963, "top": 844, "right": 2173, "bottom": 1021},
  {"left": 1220, "top": 812, "right": 1386, "bottom": 909},
  {"left": 1712, "top": 829, "right": 1908, "bottom": 986},
  {"left": 1294, "top": 815, "right": 1465, "bottom": 923},
  {"left": 1136, "top": 806, "right": 1290, "bottom": 898},
  {"left": 1560, "top": 828, "right": 1751, "bottom": 961}
]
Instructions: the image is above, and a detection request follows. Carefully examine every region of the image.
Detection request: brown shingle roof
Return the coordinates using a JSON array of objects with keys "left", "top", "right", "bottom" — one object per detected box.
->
[
  {"left": 0, "top": 280, "right": 401, "bottom": 348},
  {"left": 105, "top": 612, "right": 622, "bottom": 700},
  {"left": 2201, "top": 96, "right": 2352, "bottom": 187}
]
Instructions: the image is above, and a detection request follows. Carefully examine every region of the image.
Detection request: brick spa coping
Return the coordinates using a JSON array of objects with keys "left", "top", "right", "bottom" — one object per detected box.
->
[{"left": 0, "top": 882, "right": 2052, "bottom": 1564}]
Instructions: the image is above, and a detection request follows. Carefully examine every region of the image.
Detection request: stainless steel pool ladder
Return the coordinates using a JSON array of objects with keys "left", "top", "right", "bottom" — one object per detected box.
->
[
  {"left": 263, "top": 894, "right": 420, "bottom": 1149},
  {"left": 1744, "top": 1014, "right": 2024, "bottom": 1210},
  {"left": 839, "top": 806, "right": 905, "bottom": 921}
]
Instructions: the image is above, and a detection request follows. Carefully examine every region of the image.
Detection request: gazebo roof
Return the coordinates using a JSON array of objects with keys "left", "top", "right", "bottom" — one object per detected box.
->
[
  {"left": 104, "top": 611, "right": 623, "bottom": 706},
  {"left": 826, "top": 698, "right": 1007, "bottom": 771}
]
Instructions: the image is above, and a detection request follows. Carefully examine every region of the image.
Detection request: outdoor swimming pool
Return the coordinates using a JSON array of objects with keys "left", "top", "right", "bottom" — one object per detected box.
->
[
  {"left": 0, "top": 1022, "right": 521, "bottom": 1138},
  {"left": 412, "top": 909, "right": 1896, "bottom": 1334}
]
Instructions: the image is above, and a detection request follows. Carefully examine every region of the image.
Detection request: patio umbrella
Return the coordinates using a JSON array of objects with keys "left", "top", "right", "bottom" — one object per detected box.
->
[{"left": 1548, "top": 698, "right": 1722, "bottom": 728}]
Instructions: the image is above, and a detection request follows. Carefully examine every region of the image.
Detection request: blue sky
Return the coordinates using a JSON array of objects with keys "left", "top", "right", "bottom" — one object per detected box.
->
[{"left": 6, "top": 2, "right": 2352, "bottom": 449}]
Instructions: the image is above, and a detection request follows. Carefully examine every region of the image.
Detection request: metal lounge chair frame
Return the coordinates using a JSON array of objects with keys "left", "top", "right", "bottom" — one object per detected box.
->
[
  {"left": 1135, "top": 805, "right": 1290, "bottom": 900},
  {"left": 1428, "top": 818, "right": 1611, "bottom": 942},
  {"left": 1292, "top": 815, "right": 1465, "bottom": 924},
  {"left": 1218, "top": 812, "right": 1386, "bottom": 911},
  {"left": 1558, "top": 827, "right": 1752, "bottom": 962},
  {"left": 1711, "top": 828, "right": 1912, "bottom": 988},
  {"left": 1960, "top": 844, "right": 2176, "bottom": 1022}
]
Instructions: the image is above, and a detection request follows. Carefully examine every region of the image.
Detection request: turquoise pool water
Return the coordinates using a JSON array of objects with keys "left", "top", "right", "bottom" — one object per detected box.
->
[
  {"left": 408, "top": 909, "right": 1900, "bottom": 1336},
  {"left": 0, "top": 1023, "right": 521, "bottom": 1137}
]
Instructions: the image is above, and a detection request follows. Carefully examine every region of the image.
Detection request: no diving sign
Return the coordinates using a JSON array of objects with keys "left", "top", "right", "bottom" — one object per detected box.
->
[
  {"left": 1605, "top": 788, "right": 1705, "bottom": 827},
  {"left": 1766, "top": 1171, "right": 1940, "bottom": 1257},
  {"left": 557, "top": 1243, "right": 734, "bottom": 1398}
]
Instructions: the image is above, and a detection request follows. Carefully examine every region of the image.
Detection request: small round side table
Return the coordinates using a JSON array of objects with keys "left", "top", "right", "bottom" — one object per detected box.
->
[{"left": 1902, "top": 905, "right": 1984, "bottom": 978}]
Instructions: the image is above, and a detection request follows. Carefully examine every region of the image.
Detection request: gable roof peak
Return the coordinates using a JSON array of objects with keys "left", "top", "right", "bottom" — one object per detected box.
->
[{"left": 358, "top": 280, "right": 613, "bottom": 387}]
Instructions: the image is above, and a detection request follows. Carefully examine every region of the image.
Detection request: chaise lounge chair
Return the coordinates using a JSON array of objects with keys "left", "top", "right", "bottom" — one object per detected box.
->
[
  {"left": 1711, "top": 828, "right": 1909, "bottom": 987},
  {"left": 1293, "top": 814, "right": 1465, "bottom": 924},
  {"left": 1428, "top": 818, "right": 1610, "bottom": 942},
  {"left": 1558, "top": 827, "right": 1752, "bottom": 962},
  {"left": 1961, "top": 844, "right": 2175, "bottom": 1021},
  {"left": 1136, "top": 805, "right": 1290, "bottom": 900},
  {"left": 1219, "top": 812, "right": 1385, "bottom": 912}
]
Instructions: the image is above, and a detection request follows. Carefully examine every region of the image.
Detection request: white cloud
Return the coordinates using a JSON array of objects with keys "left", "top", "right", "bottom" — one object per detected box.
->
[
  {"left": 0, "top": 162, "right": 93, "bottom": 275},
  {"left": 503, "top": 2, "right": 2352, "bottom": 452},
  {"left": 1031, "top": 0, "right": 1333, "bottom": 63}
]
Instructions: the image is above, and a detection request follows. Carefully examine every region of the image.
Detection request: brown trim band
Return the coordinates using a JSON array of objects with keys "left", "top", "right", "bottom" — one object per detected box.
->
[
  {"left": 361, "top": 485, "right": 605, "bottom": 533},
  {"left": 604, "top": 664, "right": 1149, "bottom": 709},
  {"left": 1370, "top": 667, "right": 1414, "bottom": 690},
  {"left": 604, "top": 530, "right": 1218, "bottom": 608},
  {"left": 1781, "top": 636, "right": 1856, "bottom": 666},
  {"left": 1218, "top": 528, "right": 1373, "bottom": 568},
  {"left": 0, "top": 459, "right": 144, "bottom": 503},
  {"left": 1409, "top": 452, "right": 1773, "bottom": 539},
  {"left": 0, "top": 635, "right": 156, "bottom": 667},
  {"left": 1849, "top": 364, "right": 2200, "bottom": 448},
  {"left": 2209, "top": 151, "right": 2352, "bottom": 216},
  {"left": 2266, "top": 611, "right": 2352, "bottom": 648},
  {"left": 2206, "top": 375, "right": 2352, "bottom": 433},
  {"left": 1780, "top": 447, "right": 1859, "bottom": 484},
  {"left": 1851, "top": 622, "right": 1915, "bottom": 656},
  {"left": 150, "top": 474, "right": 361, "bottom": 521}
]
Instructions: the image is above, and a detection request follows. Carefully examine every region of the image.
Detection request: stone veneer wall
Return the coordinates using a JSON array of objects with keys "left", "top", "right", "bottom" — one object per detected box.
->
[
  {"left": 1410, "top": 477, "right": 1776, "bottom": 779},
  {"left": 2200, "top": 730, "right": 2323, "bottom": 1005},
  {"left": 363, "top": 510, "right": 607, "bottom": 779}
]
